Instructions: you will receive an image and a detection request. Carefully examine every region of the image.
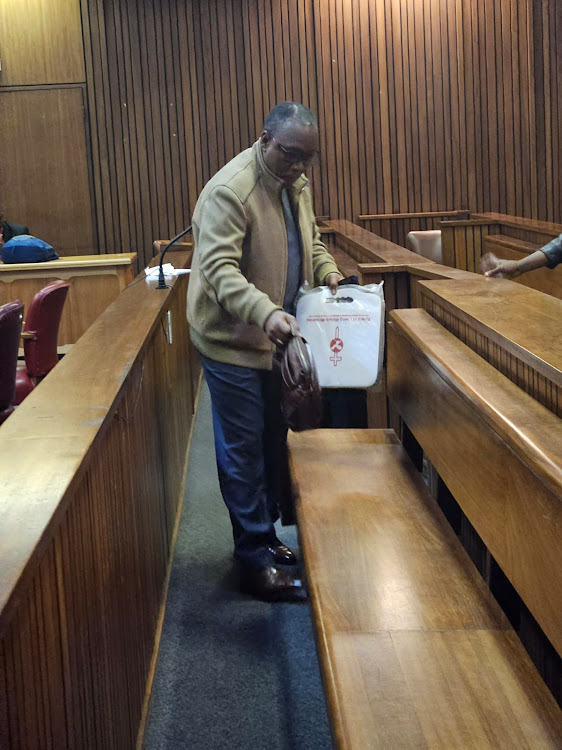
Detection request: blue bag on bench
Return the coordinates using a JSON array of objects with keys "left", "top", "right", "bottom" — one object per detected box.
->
[{"left": 1, "top": 235, "right": 59, "bottom": 264}]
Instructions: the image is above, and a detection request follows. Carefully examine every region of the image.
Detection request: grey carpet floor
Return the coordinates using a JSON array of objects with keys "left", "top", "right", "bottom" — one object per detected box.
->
[{"left": 142, "top": 383, "right": 333, "bottom": 750}]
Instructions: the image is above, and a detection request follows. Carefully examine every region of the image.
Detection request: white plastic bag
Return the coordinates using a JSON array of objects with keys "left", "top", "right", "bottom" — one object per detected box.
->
[{"left": 295, "top": 283, "right": 385, "bottom": 388}]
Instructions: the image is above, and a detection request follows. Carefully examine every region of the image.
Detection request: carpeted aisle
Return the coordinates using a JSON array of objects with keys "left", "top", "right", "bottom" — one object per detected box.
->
[{"left": 142, "top": 383, "right": 333, "bottom": 750}]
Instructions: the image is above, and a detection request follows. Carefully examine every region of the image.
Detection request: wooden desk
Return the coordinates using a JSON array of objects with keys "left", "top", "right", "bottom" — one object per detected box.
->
[
  {"left": 418, "top": 277, "right": 562, "bottom": 416},
  {"left": 0, "top": 253, "right": 137, "bottom": 345}
]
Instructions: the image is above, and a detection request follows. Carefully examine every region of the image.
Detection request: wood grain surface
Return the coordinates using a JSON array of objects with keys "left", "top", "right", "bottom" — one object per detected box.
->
[
  {"left": 0, "top": 0, "right": 84, "bottom": 85},
  {"left": 0, "top": 262, "right": 199, "bottom": 748},
  {"left": 0, "top": 88, "right": 94, "bottom": 256},
  {"left": 289, "top": 429, "right": 562, "bottom": 749},
  {"left": 0, "top": 254, "right": 137, "bottom": 346},
  {"left": 387, "top": 309, "right": 562, "bottom": 655},
  {"left": 418, "top": 277, "right": 562, "bottom": 419}
]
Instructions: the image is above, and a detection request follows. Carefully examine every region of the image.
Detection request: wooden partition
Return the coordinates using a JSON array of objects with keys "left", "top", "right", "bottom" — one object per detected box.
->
[
  {"left": 417, "top": 278, "right": 562, "bottom": 418},
  {"left": 0, "top": 255, "right": 199, "bottom": 748},
  {"left": 327, "top": 219, "right": 562, "bottom": 419},
  {"left": 440, "top": 213, "right": 562, "bottom": 299},
  {"left": 0, "top": 253, "right": 137, "bottom": 346},
  {"left": 388, "top": 309, "right": 562, "bottom": 656},
  {"left": 357, "top": 210, "right": 469, "bottom": 249}
]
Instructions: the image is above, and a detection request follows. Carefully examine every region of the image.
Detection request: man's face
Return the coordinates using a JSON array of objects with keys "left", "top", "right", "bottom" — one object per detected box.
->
[{"left": 260, "top": 122, "right": 319, "bottom": 187}]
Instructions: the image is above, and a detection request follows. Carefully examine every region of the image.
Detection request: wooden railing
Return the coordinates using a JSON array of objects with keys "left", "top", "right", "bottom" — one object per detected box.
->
[
  {"left": 439, "top": 212, "right": 562, "bottom": 299},
  {"left": 325, "top": 219, "right": 562, "bottom": 421},
  {"left": 356, "top": 211, "right": 562, "bottom": 300},
  {"left": 0, "top": 253, "right": 199, "bottom": 749},
  {"left": 357, "top": 210, "right": 469, "bottom": 247}
]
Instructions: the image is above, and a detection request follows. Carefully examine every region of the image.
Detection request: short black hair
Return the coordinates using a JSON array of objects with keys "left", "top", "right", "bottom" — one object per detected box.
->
[{"left": 264, "top": 102, "right": 317, "bottom": 136}]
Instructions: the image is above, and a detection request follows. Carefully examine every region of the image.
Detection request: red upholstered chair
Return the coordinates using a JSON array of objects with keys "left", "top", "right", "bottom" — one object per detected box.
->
[
  {"left": 0, "top": 300, "right": 24, "bottom": 425},
  {"left": 15, "top": 280, "right": 70, "bottom": 405}
]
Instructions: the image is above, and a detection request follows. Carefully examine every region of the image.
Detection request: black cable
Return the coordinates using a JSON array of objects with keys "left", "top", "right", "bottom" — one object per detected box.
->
[
  {"left": 122, "top": 224, "right": 193, "bottom": 291},
  {"left": 156, "top": 225, "right": 193, "bottom": 289}
]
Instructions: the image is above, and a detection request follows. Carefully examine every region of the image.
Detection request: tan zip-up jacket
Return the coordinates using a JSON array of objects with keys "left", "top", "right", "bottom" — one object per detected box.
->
[{"left": 187, "top": 141, "right": 339, "bottom": 369}]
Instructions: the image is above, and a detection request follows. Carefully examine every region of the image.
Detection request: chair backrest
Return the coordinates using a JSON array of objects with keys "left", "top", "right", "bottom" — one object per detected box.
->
[
  {"left": 23, "top": 280, "right": 70, "bottom": 377},
  {"left": 406, "top": 229, "right": 443, "bottom": 264},
  {"left": 0, "top": 300, "right": 24, "bottom": 414}
]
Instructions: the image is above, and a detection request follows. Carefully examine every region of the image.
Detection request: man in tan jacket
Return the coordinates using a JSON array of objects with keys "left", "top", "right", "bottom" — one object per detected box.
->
[{"left": 187, "top": 102, "right": 341, "bottom": 601}]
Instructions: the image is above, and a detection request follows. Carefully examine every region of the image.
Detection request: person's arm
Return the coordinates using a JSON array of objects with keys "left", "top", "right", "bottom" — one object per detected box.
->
[
  {"left": 311, "top": 225, "right": 342, "bottom": 291},
  {"left": 540, "top": 233, "right": 562, "bottom": 269},
  {"left": 482, "top": 232, "right": 562, "bottom": 278},
  {"left": 309, "top": 216, "right": 343, "bottom": 293},
  {"left": 196, "top": 185, "right": 281, "bottom": 328},
  {"left": 481, "top": 249, "right": 548, "bottom": 279}
]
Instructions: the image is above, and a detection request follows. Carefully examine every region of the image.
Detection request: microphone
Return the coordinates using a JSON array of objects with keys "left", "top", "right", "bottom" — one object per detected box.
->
[{"left": 156, "top": 224, "right": 193, "bottom": 289}]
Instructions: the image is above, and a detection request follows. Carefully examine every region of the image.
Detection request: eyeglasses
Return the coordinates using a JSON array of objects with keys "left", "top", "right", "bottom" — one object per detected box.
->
[{"left": 271, "top": 135, "right": 320, "bottom": 167}]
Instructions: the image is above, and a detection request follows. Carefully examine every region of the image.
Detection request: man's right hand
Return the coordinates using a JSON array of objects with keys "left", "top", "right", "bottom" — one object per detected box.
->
[{"left": 264, "top": 310, "right": 299, "bottom": 346}]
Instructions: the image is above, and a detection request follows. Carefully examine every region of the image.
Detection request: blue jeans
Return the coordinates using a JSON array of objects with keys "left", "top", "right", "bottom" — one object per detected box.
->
[{"left": 201, "top": 356, "right": 290, "bottom": 568}]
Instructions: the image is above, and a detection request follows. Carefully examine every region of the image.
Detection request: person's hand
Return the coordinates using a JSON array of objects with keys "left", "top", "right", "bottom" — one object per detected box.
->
[
  {"left": 264, "top": 310, "right": 298, "bottom": 346},
  {"left": 480, "top": 252, "right": 521, "bottom": 279},
  {"left": 324, "top": 272, "right": 343, "bottom": 295}
]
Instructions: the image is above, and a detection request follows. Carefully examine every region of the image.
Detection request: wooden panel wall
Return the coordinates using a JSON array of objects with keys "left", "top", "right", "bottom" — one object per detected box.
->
[
  {"left": 0, "top": 275, "right": 197, "bottom": 749},
  {"left": 0, "top": 0, "right": 95, "bottom": 256},
  {"left": 360, "top": 215, "right": 456, "bottom": 251},
  {"left": 0, "top": 0, "right": 84, "bottom": 85},
  {"left": 81, "top": 0, "right": 560, "bottom": 268},
  {"left": 0, "top": 88, "right": 94, "bottom": 254}
]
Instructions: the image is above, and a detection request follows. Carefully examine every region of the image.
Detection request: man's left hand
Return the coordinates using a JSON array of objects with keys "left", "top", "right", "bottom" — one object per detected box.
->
[{"left": 324, "top": 272, "right": 343, "bottom": 295}]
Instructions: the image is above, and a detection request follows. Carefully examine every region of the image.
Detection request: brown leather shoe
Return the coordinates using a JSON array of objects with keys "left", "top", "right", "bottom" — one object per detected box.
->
[
  {"left": 268, "top": 543, "right": 298, "bottom": 566},
  {"left": 239, "top": 564, "right": 307, "bottom": 602}
]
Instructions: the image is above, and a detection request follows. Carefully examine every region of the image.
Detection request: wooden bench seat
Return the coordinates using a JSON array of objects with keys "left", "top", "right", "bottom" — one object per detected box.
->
[{"left": 289, "top": 429, "right": 562, "bottom": 748}]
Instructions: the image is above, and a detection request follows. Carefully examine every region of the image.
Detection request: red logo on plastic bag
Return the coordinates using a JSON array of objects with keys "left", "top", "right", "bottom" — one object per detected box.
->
[{"left": 329, "top": 327, "right": 343, "bottom": 366}]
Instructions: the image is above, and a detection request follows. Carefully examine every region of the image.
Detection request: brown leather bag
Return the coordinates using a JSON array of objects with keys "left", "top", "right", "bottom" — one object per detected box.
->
[{"left": 279, "top": 324, "right": 323, "bottom": 432}]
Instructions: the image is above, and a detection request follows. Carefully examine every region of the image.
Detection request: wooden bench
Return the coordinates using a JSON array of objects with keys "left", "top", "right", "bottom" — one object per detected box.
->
[{"left": 288, "top": 310, "right": 562, "bottom": 748}]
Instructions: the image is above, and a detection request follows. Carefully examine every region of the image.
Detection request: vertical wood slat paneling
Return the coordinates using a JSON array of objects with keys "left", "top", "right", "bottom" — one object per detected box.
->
[
  {"left": 421, "top": 297, "right": 562, "bottom": 419},
  {"left": 81, "top": 0, "right": 561, "bottom": 267},
  {"left": 0, "top": 277, "right": 195, "bottom": 750}
]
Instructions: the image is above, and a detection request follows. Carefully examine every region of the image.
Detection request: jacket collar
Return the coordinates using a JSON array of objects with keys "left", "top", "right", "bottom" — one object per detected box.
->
[{"left": 253, "top": 140, "right": 308, "bottom": 200}]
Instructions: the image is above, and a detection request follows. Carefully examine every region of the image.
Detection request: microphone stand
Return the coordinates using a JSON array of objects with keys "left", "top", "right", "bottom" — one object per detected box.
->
[{"left": 156, "top": 224, "right": 193, "bottom": 289}]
